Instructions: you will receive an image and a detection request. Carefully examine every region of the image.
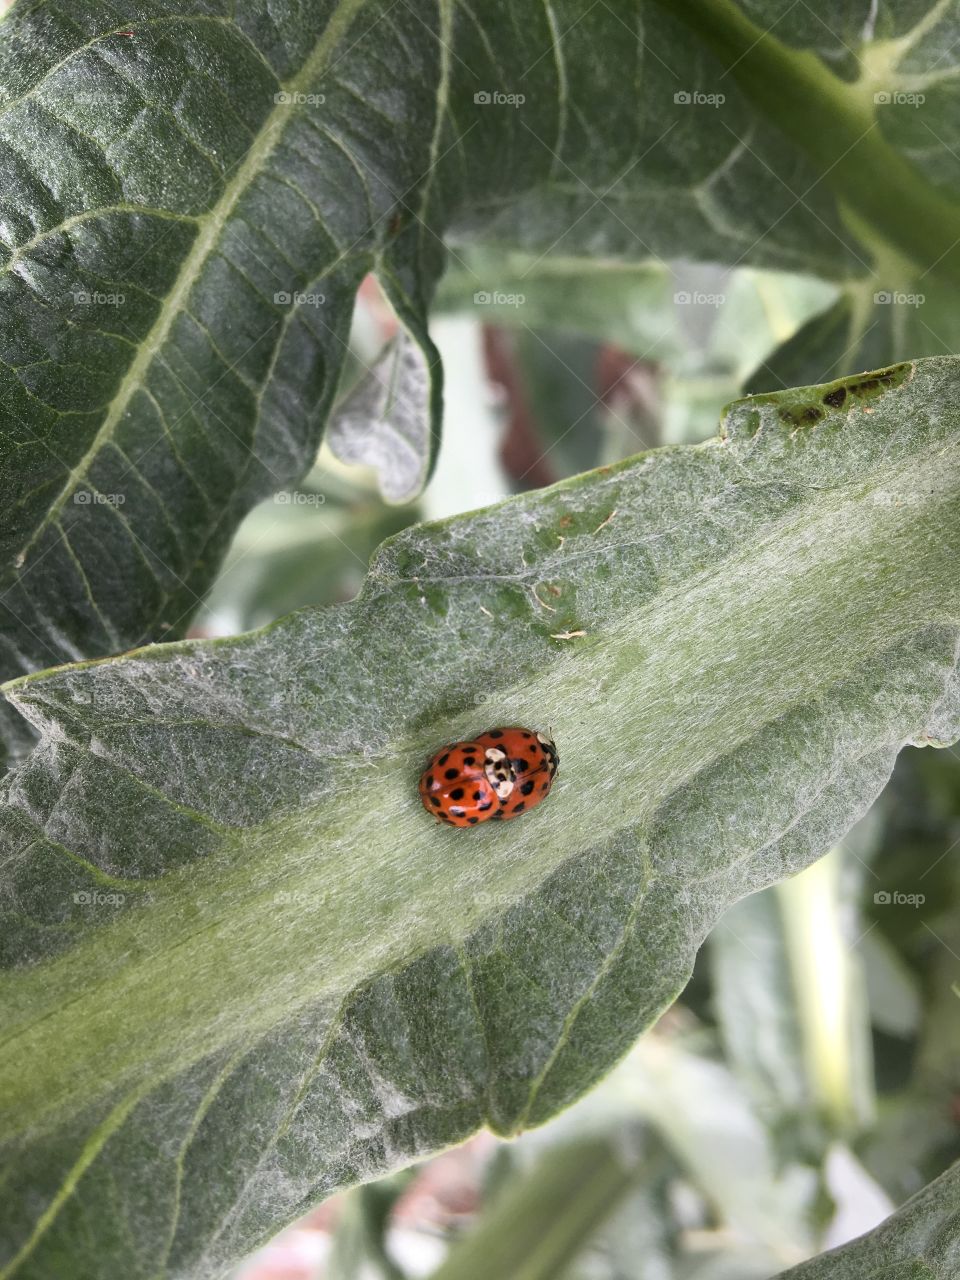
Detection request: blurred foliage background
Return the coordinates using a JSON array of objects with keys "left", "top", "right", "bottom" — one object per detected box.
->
[{"left": 208, "top": 259, "right": 960, "bottom": 1280}]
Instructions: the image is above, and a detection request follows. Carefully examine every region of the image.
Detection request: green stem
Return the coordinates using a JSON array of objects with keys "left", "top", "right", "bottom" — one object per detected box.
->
[{"left": 656, "top": 0, "right": 960, "bottom": 287}]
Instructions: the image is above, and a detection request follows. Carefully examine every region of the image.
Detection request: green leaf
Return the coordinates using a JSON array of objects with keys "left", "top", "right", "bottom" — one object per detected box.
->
[
  {"left": 327, "top": 328, "right": 440, "bottom": 505},
  {"left": 657, "top": 0, "right": 960, "bottom": 289},
  {"left": 746, "top": 284, "right": 960, "bottom": 397},
  {"left": 8, "top": 0, "right": 949, "bottom": 762},
  {"left": 773, "top": 1159, "right": 960, "bottom": 1280},
  {"left": 2, "top": 356, "right": 959, "bottom": 1277},
  {"left": 429, "top": 1137, "right": 642, "bottom": 1280},
  {"left": 196, "top": 461, "right": 418, "bottom": 634},
  {"left": 617, "top": 1037, "right": 815, "bottom": 1262},
  {"left": 327, "top": 1171, "right": 412, "bottom": 1280},
  {"left": 0, "top": 0, "right": 444, "bottom": 759}
]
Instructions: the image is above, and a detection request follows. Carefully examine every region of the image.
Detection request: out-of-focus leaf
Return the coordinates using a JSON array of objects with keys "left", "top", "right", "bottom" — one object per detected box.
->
[
  {"left": 327, "top": 1171, "right": 412, "bottom": 1280},
  {"left": 858, "top": 928, "right": 922, "bottom": 1040},
  {"left": 710, "top": 889, "right": 811, "bottom": 1140},
  {"left": 327, "top": 330, "right": 439, "bottom": 505},
  {"left": 429, "top": 1138, "right": 642, "bottom": 1280},
  {"left": 197, "top": 463, "right": 416, "bottom": 635},
  {"left": 746, "top": 284, "right": 960, "bottom": 396},
  {"left": 618, "top": 1037, "right": 816, "bottom": 1266}
]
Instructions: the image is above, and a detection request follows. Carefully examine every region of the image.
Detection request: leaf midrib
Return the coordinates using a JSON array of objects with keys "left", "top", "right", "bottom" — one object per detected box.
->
[
  {"left": 11, "top": 0, "right": 371, "bottom": 569},
  {"left": 2, "top": 433, "right": 959, "bottom": 1141},
  {"left": 658, "top": 0, "right": 960, "bottom": 288}
]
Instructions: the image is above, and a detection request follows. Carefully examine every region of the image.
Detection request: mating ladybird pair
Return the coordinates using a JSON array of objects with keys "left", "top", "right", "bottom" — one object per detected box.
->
[{"left": 419, "top": 727, "right": 559, "bottom": 826}]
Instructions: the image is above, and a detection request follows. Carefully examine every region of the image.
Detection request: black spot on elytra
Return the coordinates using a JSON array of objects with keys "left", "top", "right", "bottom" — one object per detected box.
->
[
  {"left": 512, "top": 758, "right": 528, "bottom": 773},
  {"left": 478, "top": 801, "right": 493, "bottom": 811},
  {"left": 430, "top": 796, "right": 441, "bottom": 807},
  {"left": 823, "top": 386, "right": 846, "bottom": 408},
  {"left": 450, "top": 787, "right": 465, "bottom": 800},
  {"left": 529, "top": 745, "right": 539, "bottom": 754},
  {"left": 486, "top": 729, "right": 503, "bottom": 739},
  {"left": 522, "top": 731, "right": 532, "bottom": 738},
  {"left": 520, "top": 780, "right": 535, "bottom": 795},
  {"left": 426, "top": 774, "right": 434, "bottom": 788},
  {"left": 512, "top": 801, "right": 526, "bottom": 813},
  {"left": 450, "top": 805, "right": 465, "bottom": 816},
  {"left": 473, "top": 790, "right": 483, "bottom": 800},
  {"left": 540, "top": 781, "right": 549, "bottom": 791},
  {"left": 444, "top": 768, "right": 459, "bottom": 780},
  {"left": 464, "top": 756, "right": 476, "bottom": 766},
  {"left": 467, "top": 816, "right": 479, "bottom": 824},
  {"left": 438, "top": 753, "right": 449, "bottom": 766}
]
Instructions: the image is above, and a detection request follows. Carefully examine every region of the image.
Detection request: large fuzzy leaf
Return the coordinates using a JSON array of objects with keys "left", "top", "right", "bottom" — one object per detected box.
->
[
  {"left": 11, "top": 0, "right": 960, "bottom": 760},
  {"left": 1, "top": 356, "right": 959, "bottom": 1277}
]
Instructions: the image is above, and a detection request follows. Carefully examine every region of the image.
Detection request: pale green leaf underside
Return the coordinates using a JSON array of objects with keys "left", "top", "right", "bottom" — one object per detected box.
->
[{"left": 1, "top": 357, "right": 959, "bottom": 1278}]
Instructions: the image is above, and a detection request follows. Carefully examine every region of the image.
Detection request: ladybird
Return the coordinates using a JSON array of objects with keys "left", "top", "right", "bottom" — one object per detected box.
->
[{"left": 419, "top": 726, "right": 558, "bottom": 826}]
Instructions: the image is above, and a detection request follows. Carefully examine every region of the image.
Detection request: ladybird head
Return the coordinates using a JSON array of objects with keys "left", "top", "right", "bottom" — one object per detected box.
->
[{"left": 536, "top": 730, "right": 559, "bottom": 776}]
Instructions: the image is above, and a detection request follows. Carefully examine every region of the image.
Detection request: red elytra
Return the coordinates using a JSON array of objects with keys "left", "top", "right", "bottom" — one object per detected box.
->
[{"left": 419, "top": 727, "right": 558, "bottom": 826}]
